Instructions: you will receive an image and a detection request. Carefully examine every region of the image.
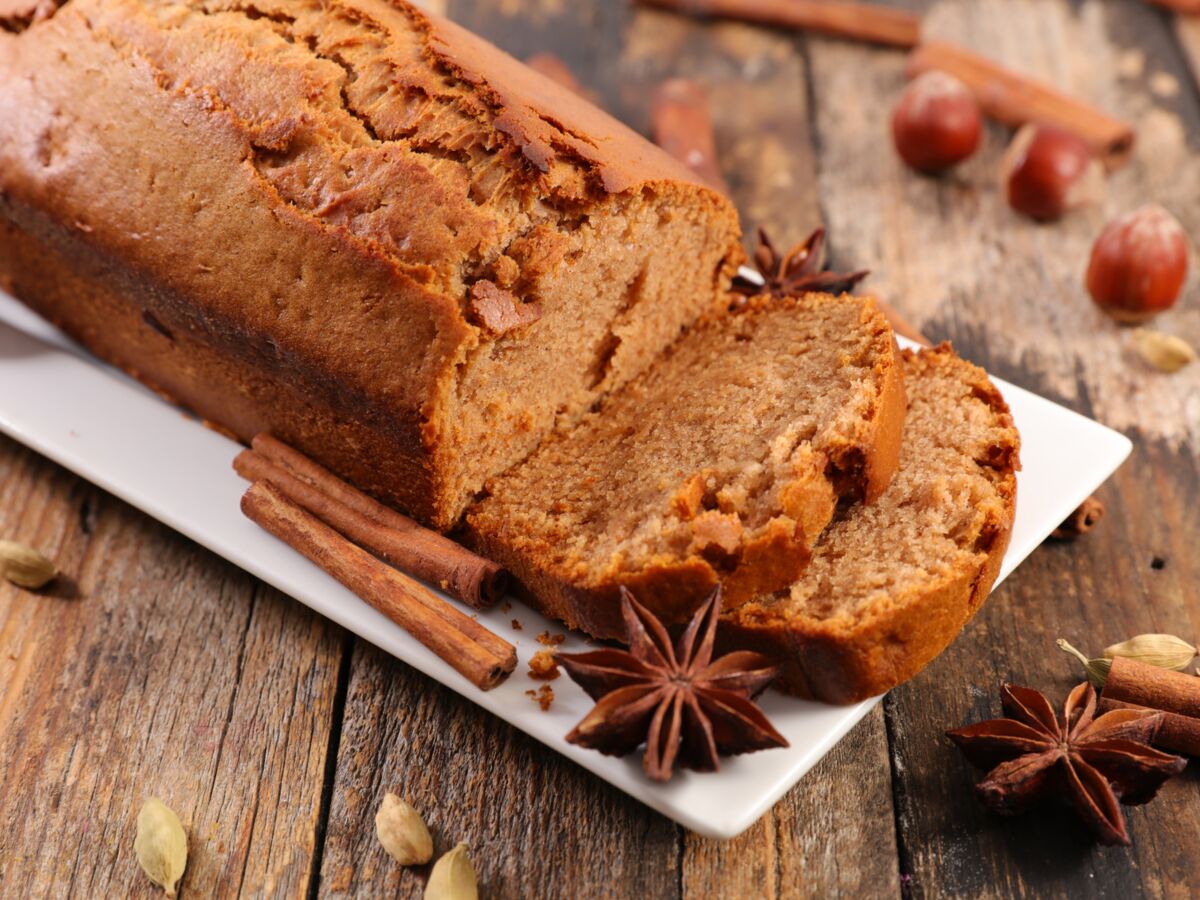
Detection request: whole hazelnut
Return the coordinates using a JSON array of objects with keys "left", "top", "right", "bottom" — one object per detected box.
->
[
  {"left": 1086, "top": 204, "right": 1189, "bottom": 323},
  {"left": 1001, "top": 123, "right": 1105, "bottom": 221},
  {"left": 891, "top": 71, "right": 982, "bottom": 174}
]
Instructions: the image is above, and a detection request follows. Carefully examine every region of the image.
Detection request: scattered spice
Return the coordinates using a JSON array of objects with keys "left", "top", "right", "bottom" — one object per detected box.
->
[
  {"left": 527, "top": 650, "right": 560, "bottom": 680},
  {"left": 1050, "top": 495, "right": 1106, "bottom": 539},
  {"left": 731, "top": 227, "right": 869, "bottom": 304},
  {"left": 0, "top": 539, "right": 57, "bottom": 589},
  {"left": 236, "top": 435, "right": 506, "bottom": 609},
  {"left": 375, "top": 793, "right": 432, "bottom": 866},
  {"left": 526, "top": 684, "right": 555, "bottom": 711},
  {"left": 947, "top": 682, "right": 1185, "bottom": 845},
  {"left": 134, "top": 798, "right": 188, "bottom": 897},
  {"left": 1101, "top": 656, "right": 1200, "bottom": 756},
  {"left": 241, "top": 482, "right": 516, "bottom": 691},
  {"left": 1059, "top": 634, "right": 1197, "bottom": 687},
  {"left": 1057, "top": 639, "right": 1113, "bottom": 688},
  {"left": 556, "top": 587, "right": 787, "bottom": 782},
  {"left": 633, "top": 0, "right": 921, "bottom": 48},
  {"left": 1130, "top": 328, "right": 1196, "bottom": 373},
  {"left": 501, "top": 600, "right": 512, "bottom": 613},
  {"left": 511, "top": 619, "right": 523, "bottom": 631},
  {"left": 425, "top": 842, "right": 478, "bottom": 900},
  {"left": 1104, "top": 634, "right": 1197, "bottom": 670},
  {"left": 536, "top": 631, "right": 565, "bottom": 647}
]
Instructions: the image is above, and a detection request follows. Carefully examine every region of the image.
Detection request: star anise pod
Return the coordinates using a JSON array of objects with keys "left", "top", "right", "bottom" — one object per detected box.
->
[
  {"left": 947, "top": 682, "right": 1187, "bottom": 845},
  {"left": 556, "top": 587, "right": 788, "bottom": 782},
  {"left": 730, "top": 226, "right": 869, "bottom": 301}
]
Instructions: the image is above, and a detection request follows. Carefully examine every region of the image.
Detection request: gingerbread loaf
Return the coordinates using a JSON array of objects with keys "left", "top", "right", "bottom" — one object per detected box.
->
[
  {"left": 467, "top": 293, "right": 907, "bottom": 639},
  {"left": 0, "top": 0, "right": 741, "bottom": 529},
  {"left": 718, "top": 345, "right": 1021, "bottom": 704}
]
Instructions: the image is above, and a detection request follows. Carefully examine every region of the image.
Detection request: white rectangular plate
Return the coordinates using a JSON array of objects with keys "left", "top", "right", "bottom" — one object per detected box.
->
[{"left": 0, "top": 291, "right": 1131, "bottom": 839}]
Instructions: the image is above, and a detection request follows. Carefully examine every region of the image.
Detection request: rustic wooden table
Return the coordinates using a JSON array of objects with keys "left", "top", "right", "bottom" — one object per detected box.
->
[{"left": 3, "top": 0, "right": 1200, "bottom": 896}]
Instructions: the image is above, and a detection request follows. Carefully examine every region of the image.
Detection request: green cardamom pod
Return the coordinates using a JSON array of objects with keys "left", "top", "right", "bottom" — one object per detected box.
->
[
  {"left": 0, "top": 539, "right": 57, "bottom": 589},
  {"left": 376, "top": 792, "right": 432, "bottom": 866},
  {"left": 134, "top": 798, "right": 188, "bottom": 897},
  {"left": 1102, "top": 633, "right": 1197, "bottom": 672},
  {"left": 1056, "top": 639, "right": 1112, "bottom": 688},
  {"left": 425, "top": 842, "right": 478, "bottom": 900}
]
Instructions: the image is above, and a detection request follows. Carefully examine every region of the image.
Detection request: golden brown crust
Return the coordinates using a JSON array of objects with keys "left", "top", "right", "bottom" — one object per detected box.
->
[
  {"left": 717, "top": 345, "right": 1021, "bottom": 704},
  {"left": 467, "top": 295, "right": 909, "bottom": 641}
]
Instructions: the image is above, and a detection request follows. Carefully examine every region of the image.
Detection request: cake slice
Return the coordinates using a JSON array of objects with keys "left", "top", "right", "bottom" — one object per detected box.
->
[
  {"left": 467, "top": 293, "right": 906, "bottom": 639},
  {"left": 718, "top": 345, "right": 1021, "bottom": 704}
]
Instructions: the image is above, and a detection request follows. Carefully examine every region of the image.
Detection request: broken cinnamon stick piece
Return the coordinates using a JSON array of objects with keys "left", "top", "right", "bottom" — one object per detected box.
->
[
  {"left": 1050, "top": 495, "right": 1106, "bottom": 540},
  {"left": 906, "top": 41, "right": 1135, "bottom": 169},
  {"left": 651, "top": 78, "right": 730, "bottom": 194},
  {"left": 635, "top": 0, "right": 921, "bottom": 48},
  {"left": 242, "top": 482, "right": 516, "bottom": 690},
  {"left": 241, "top": 435, "right": 506, "bottom": 608},
  {"left": 1101, "top": 656, "right": 1200, "bottom": 756}
]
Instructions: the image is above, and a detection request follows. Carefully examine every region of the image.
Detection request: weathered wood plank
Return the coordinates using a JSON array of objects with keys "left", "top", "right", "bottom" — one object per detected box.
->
[
  {"left": 0, "top": 436, "right": 346, "bottom": 898},
  {"left": 316, "top": 642, "right": 681, "bottom": 898},
  {"left": 807, "top": 0, "right": 1200, "bottom": 895},
  {"left": 681, "top": 705, "right": 898, "bottom": 899},
  {"left": 616, "top": 7, "right": 822, "bottom": 251}
]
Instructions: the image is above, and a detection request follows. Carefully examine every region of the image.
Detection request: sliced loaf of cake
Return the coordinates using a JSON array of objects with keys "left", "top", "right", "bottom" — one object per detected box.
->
[
  {"left": 467, "top": 293, "right": 906, "bottom": 639},
  {"left": 718, "top": 345, "right": 1021, "bottom": 704},
  {"left": 0, "top": 0, "right": 742, "bottom": 530}
]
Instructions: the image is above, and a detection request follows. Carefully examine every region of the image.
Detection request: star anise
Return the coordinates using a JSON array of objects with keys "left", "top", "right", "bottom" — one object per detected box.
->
[
  {"left": 947, "top": 682, "right": 1187, "bottom": 845},
  {"left": 556, "top": 587, "right": 788, "bottom": 782},
  {"left": 730, "top": 226, "right": 869, "bottom": 301}
]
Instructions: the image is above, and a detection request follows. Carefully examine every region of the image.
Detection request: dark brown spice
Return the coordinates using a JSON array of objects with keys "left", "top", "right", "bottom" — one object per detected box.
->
[
  {"left": 556, "top": 587, "right": 788, "bottom": 782},
  {"left": 947, "top": 682, "right": 1186, "bottom": 845},
  {"left": 731, "top": 227, "right": 868, "bottom": 305},
  {"left": 1050, "top": 495, "right": 1106, "bottom": 540}
]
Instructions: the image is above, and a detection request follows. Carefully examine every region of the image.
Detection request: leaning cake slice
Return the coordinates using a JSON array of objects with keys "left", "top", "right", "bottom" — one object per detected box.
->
[
  {"left": 468, "top": 293, "right": 906, "bottom": 639},
  {"left": 718, "top": 344, "right": 1021, "bottom": 704}
]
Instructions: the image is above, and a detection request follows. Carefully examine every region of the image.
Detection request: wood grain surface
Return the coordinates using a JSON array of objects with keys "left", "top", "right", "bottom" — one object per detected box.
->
[{"left": 2, "top": 0, "right": 1199, "bottom": 897}]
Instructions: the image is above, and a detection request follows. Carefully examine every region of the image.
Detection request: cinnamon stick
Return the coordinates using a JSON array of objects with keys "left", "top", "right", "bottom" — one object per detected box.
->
[
  {"left": 242, "top": 482, "right": 516, "bottom": 690},
  {"left": 651, "top": 78, "right": 730, "bottom": 194},
  {"left": 906, "top": 41, "right": 1135, "bottom": 169},
  {"left": 239, "top": 435, "right": 505, "bottom": 608},
  {"left": 1101, "top": 656, "right": 1200, "bottom": 756},
  {"left": 1099, "top": 698, "right": 1200, "bottom": 757},
  {"left": 1050, "top": 495, "right": 1106, "bottom": 540},
  {"left": 635, "top": 0, "right": 921, "bottom": 49}
]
